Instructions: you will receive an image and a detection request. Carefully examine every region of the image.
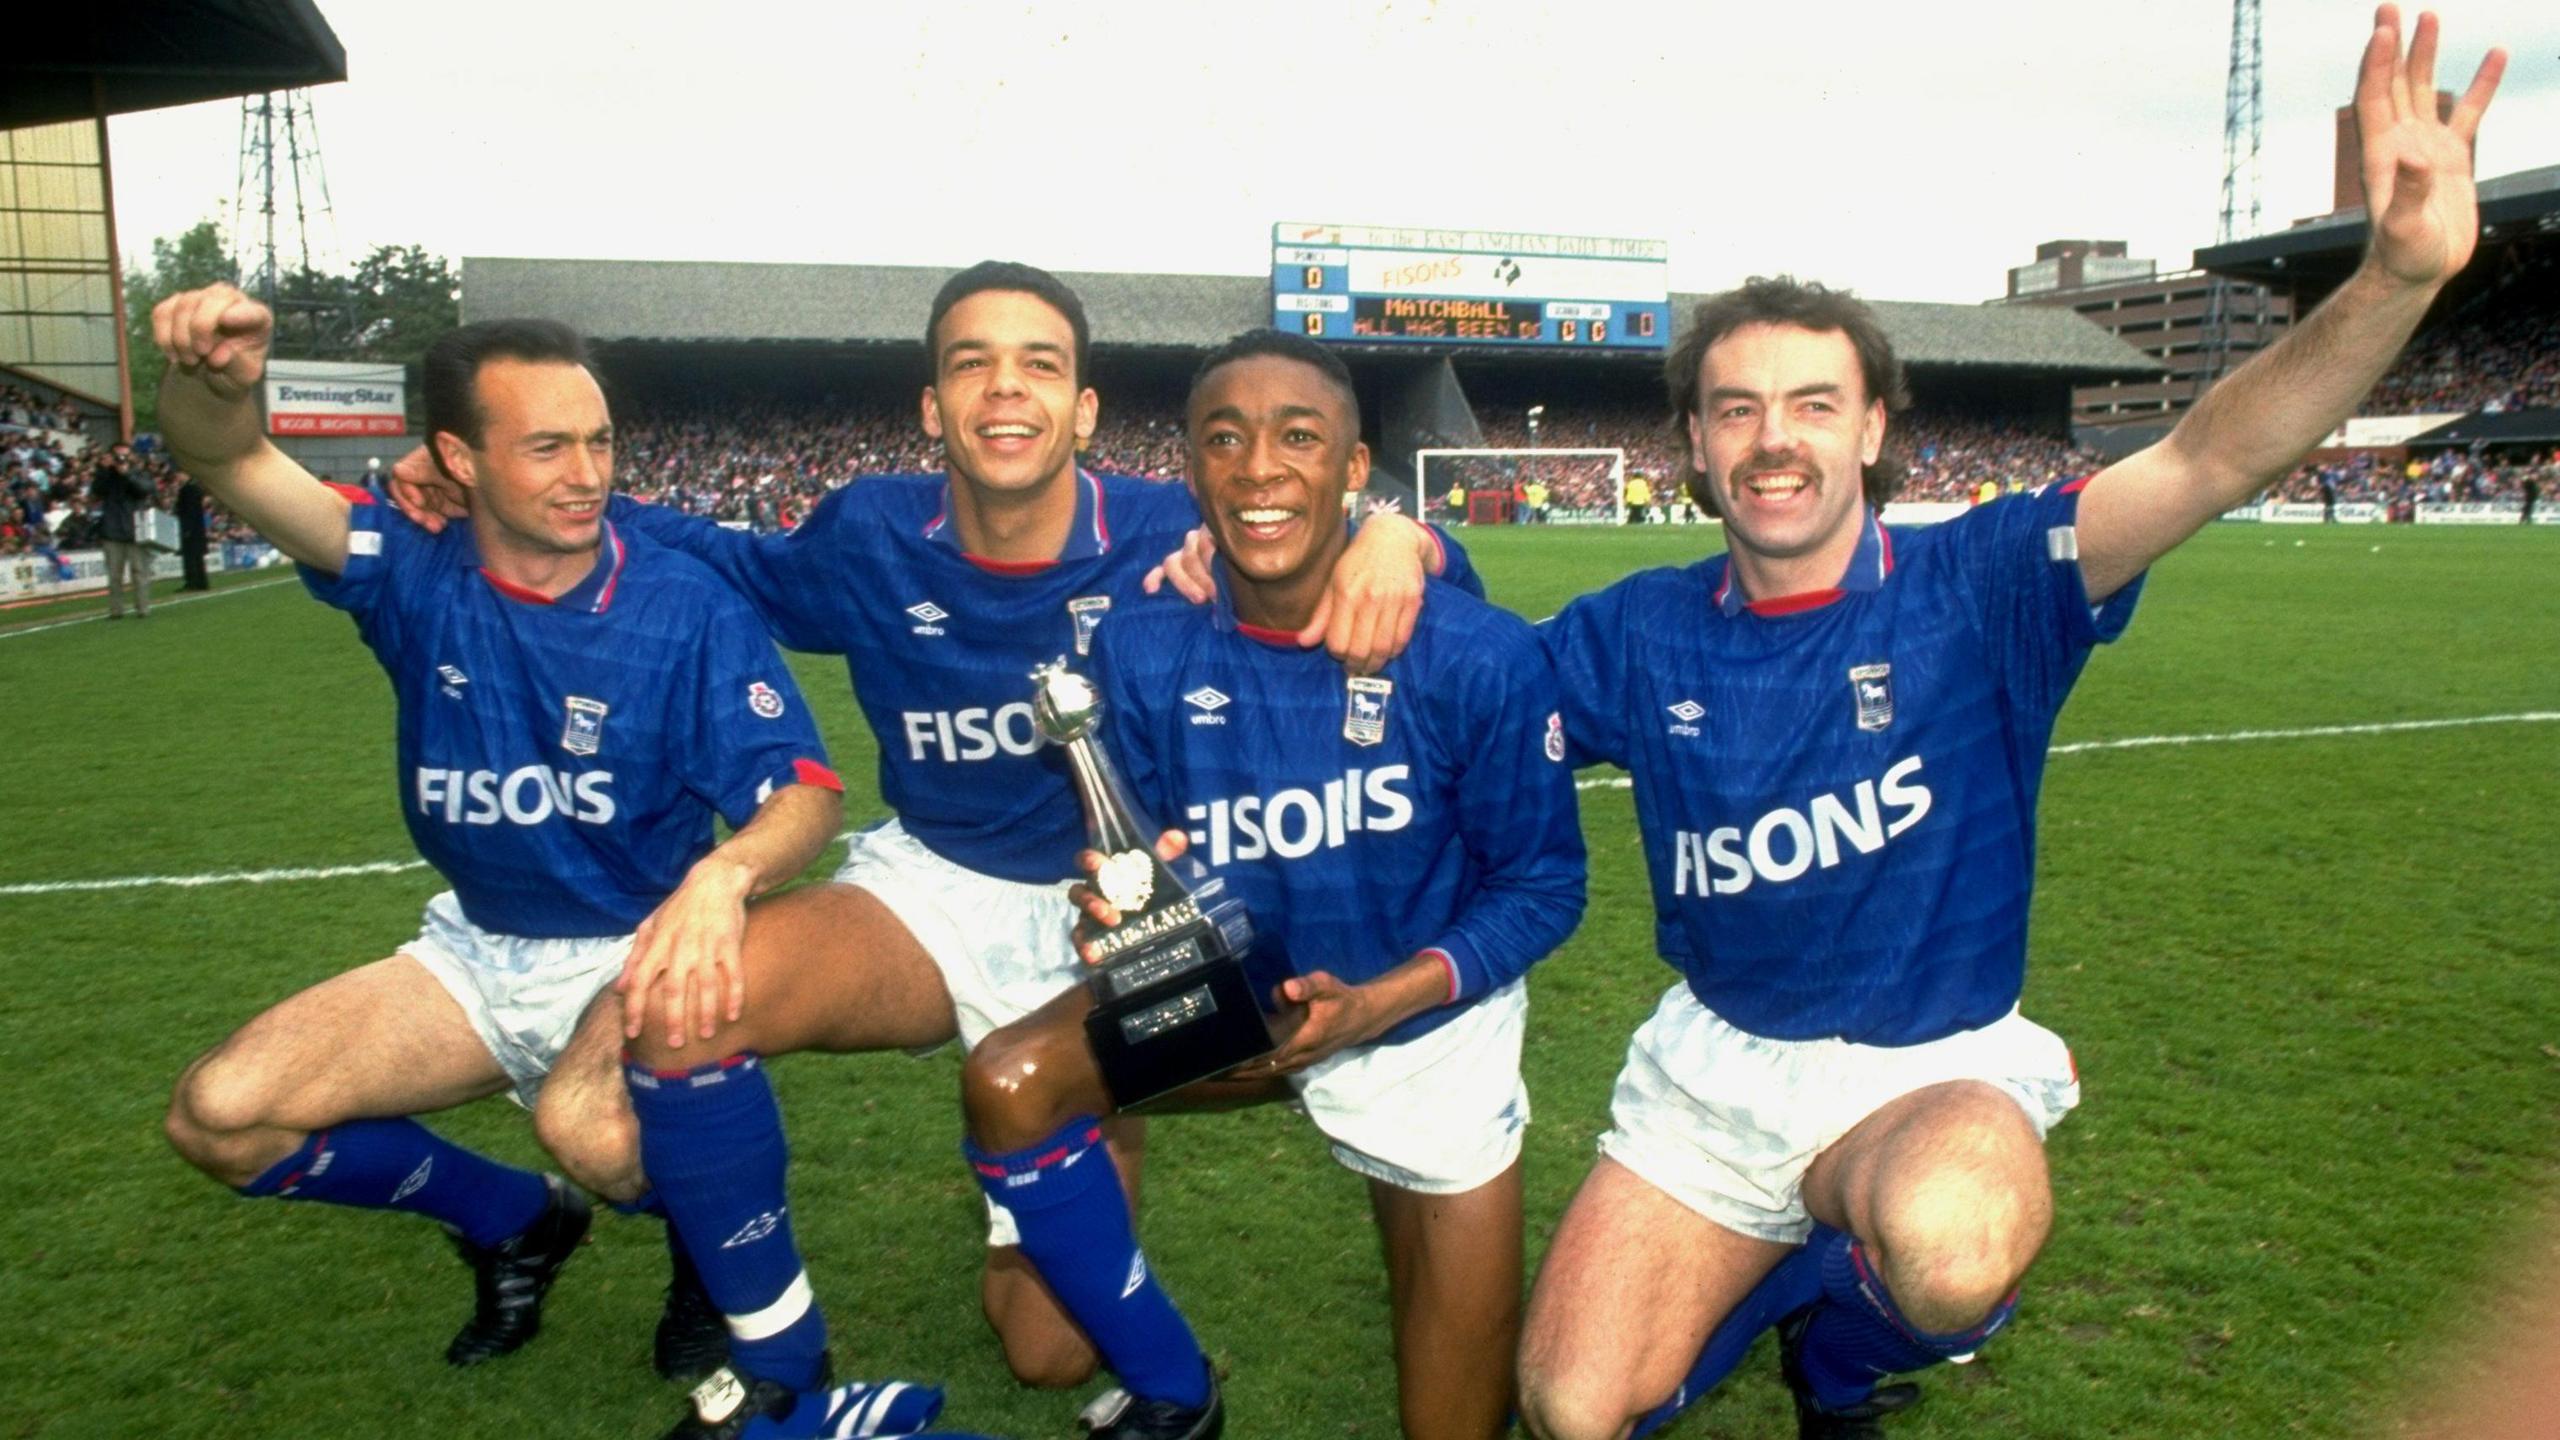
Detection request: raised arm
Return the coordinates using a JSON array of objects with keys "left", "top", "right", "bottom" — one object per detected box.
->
[
  {"left": 2073, "top": 5, "right": 2504, "bottom": 601},
  {"left": 151, "top": 284, "right": 350, "bottom": 572}
]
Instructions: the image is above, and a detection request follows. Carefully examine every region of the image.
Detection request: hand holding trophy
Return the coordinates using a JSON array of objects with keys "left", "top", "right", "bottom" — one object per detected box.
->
[{"left": 1031, "top": 659, "right": 1273, "bottom": 1106}]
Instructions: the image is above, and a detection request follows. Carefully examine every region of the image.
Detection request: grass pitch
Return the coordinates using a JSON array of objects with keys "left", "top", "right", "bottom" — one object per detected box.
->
[{"left": 1, "top": 522, "right": 2554, "bottom": 1439}]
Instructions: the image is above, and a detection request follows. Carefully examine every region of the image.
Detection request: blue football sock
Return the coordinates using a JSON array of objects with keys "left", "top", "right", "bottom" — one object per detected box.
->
[
  {"left": 967, "top": 1116, "right": 1209, "bottom": 1409},
  {"left": 1630, "top": 1226, "right": 1835, "bottom": 1437},
  {"left": 1792, "top": 1228, "right": 2018, "bottom": 1412},
  {"left": 236, "top": 1116, "right": 550, "bottom": 1248},
  {"left": 629, "top": 1053, "right": 828, "bottom": 1391}
]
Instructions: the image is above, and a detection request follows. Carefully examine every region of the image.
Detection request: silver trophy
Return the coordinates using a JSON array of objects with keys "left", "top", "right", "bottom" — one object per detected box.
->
[{"left": 1032, "top": 659, "right": 1270, "bottom": 1106}]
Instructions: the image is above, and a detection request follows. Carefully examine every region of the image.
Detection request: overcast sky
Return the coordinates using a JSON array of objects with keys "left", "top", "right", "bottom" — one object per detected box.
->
[{"left": 102, "top": 0, "right": 2558, "bottom": 305}]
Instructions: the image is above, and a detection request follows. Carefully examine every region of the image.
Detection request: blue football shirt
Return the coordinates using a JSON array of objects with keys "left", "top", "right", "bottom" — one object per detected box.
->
[
  {"left": 610, "top": 471, "right": 1474, "bottom": 885},
  {"left": 1090, "top": 576, "right": 1584, "bottom": 1045},
  {"left": 302, "top": 496, "right": 835, "bottom": 938},
  {"left": 1542, "top": 484, "right": 2141, "bottom": 1046}
]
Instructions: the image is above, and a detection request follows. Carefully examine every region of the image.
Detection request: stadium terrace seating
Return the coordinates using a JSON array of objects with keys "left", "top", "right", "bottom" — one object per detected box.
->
[
  {"left": 2359, "top": 258, "right": 2560, "bottom": 418},
  {"left": 603, "top": 392, "right": 2110, "bottom": 524}
]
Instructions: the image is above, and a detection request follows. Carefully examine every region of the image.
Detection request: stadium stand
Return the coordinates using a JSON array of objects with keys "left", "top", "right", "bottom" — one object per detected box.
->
[
  {"left": 2360, "top": 251, "right": 2560, "bottom": 417},
  {"left": 2198, "top": 163, "right": 2560, "bottom": 516},
  {"left": 467, "top": 256, "right": 2155, "bottom": 517},
  {"left": 595, "top": 384, "right": 2101, "bottom": 525}
]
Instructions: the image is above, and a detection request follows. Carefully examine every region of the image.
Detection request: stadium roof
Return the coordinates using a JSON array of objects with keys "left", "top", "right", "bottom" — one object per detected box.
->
[
  {"left": 1843, "top": 298, "right": 2155, "bottom": 374},
  {"left": 2195, "top": 164, "right": 2560, "bottom": 289},
  {"left": 5, "top": 1, "right": 347, "bottom": 129},
  {"left": 463, "top": 258, "right": 1268, "bottom": 350},
  {"left": 467, "top": 257, "right": 2158, "bottom": 377},
  {"left": 2405, "top": 408, "right": 2560, "bottom": 446}
]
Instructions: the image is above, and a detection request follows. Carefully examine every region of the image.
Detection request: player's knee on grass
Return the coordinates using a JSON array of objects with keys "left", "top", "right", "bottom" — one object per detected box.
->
[
  {"left": 981, "top": 1251, "right": 1102, "bottom": 1388},
  {"left": 1515, "top": 1357, "right": 1640, "bottom": 1440},
  {"left": 959, "top": 1017, "right": 1095, "bottom": 1152},
  {"left": 1871, "top": 1195, "right": 2045, "bottom": 1334},
  {"left": 164, "top": 1050, "right": 301, "bottom": 1185},
  {"left": 1864, "top": 1099, "right": 2051, "bottom": 1333}
]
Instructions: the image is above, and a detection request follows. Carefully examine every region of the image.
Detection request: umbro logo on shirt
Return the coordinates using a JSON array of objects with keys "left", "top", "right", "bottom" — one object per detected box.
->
[
  {"left": 906, "top": 601, "right": 948, "bottom": 636},
  {"left": 1666, "top": 699, "right": 1704, "bottom": 737},
  {"left": 1184, "top": 687, "right": 1230, "bottom": 725},
  {"left": 436, "top": 664, "right": 469, "bottom": 700}
]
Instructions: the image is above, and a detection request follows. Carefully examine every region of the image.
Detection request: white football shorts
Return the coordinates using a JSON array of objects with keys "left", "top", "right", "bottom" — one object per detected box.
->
[
  {"left": 400, "top": 890, "right": 634, "bottom": 1109},
  {"left": 1292, "top": 977, "right": 1531, "bottom": 1195},
  {"left": 1598, "top": 983, "right": 2079, "bottom": 1244},
  {"left": 833, "top": 819, "right": 1084, "bottom": 1052},
  {"left": 987, "top": 980, "right": 1531, "bottom": 1247}
]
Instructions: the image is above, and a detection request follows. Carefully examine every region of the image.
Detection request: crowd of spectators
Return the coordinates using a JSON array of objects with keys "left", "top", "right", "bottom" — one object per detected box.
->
[
  {"left": 608, "top": 395, "right": 1193, "bottom": 526},
  {"left": 1457, "top": 403, "right": 2104, "bottom": 514},
  {"left": 1, "top": 383, "right": 84, "bottom": 434},
  {"left": 1894, "top": 414, "right": 2100, "bottom": 500},
  {"left": 13, "top": 326, "right": 2551, "bottom": 579},
  {"left": 2362, "top": 252, "right": 2560, "bottom": 418},
  {"left": 599, "top": 390, "right": 2113, "bottom": 526},
  {"left": 2362, "top": 303, "right": 2560, "bottom": 416},
  {"left": 4, "top": 420, "right": 264, "bottom": 575},
  {"left": 2274, "top": 446, "right": 2555, "bottom": 510}
]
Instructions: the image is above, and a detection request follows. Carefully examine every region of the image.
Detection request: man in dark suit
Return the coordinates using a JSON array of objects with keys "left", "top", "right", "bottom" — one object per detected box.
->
[{"left": 176, "top": 475, "right": 211, "bottom": 590}]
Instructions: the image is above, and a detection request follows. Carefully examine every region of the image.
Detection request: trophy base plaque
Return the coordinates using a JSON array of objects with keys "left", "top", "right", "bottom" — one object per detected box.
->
[{"left": 1083, "top": 921, "right": 1273, "bottom": 1109}]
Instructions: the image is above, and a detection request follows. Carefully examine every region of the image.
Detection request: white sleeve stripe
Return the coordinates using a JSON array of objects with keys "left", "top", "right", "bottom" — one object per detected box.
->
[
  {"left": 2045, "top": 525, "right": 2079, "bottom": 562},
  {"left": 725, "top": 1269, "right": 813, "bottom": 1341},
  {"left": 347, "top": 530, "right": 383, "bottom": 556}
]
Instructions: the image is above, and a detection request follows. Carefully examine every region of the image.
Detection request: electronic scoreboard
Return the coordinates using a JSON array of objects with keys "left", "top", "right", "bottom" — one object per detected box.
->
[{"left": 1271, "top": 222, "right": 1670, "bottom": 351}]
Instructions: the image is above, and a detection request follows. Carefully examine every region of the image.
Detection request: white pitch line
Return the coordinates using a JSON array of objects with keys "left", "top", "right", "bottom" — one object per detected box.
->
[
  {"left": 4, "top": 716, "right": 2551, "bottom": 895},
  {"left": 0, "top": 576, "right": 299, "bottom": 640},
  {"left": 0, "top": 859, "right": 431, "bottom": 896},
  {"left": 1567, "top": 711, "right": 2559, "bottom": 790},
  {"left": 2044, "top": 711, "right": 2560, "bottom": 756},
  {"left": 0, "top": 826, "right": 880, "bottom": 899}
]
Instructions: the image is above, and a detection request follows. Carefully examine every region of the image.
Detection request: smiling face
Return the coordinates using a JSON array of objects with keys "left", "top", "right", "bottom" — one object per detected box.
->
[
  {"left": 920, "top": 288, "right": 1097, "bottom": 499},
  {"left": 431, "top": 357, "right": 613, "bottom": 560},
  {"left": 1684, "top": 321, "right": 1884, "bottom": 577},
  {"left": 1187, "top": 352, "right": 1368, "bottom": 625}
]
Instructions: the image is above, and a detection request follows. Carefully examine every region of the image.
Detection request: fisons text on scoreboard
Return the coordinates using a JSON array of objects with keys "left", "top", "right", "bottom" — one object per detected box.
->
[{"left": 1271, "top": 222, "right": 1670, "bottom": 351}]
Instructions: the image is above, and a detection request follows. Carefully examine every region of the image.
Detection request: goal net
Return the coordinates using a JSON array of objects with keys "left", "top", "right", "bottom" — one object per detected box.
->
[{"left": 1416, "top": 448, "right": 1627, "bottom": 526}]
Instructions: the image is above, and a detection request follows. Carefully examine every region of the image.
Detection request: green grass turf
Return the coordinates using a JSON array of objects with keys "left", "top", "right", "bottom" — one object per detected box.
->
[
  {"left": 1, "top": 521, "right": 2554, "bottom": 1438},
  {"left": 0, "top": 562, "right": 296, "bottom": 635}
]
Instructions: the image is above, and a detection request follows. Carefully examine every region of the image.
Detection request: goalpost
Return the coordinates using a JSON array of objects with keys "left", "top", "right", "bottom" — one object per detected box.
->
[{"left": 1415, "top": 448, "right": 1628, "bottom": 526}]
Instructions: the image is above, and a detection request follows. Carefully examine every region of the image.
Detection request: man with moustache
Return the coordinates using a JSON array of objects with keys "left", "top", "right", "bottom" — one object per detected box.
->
[{"left": 1517, "top": 11, "right": 2506, "bottom": 1437}]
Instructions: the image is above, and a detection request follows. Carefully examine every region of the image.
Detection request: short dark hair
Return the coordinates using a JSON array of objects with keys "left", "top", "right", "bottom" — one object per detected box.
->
[
  {"left": 926, "top": 260, "right": 1091, "bottom": 385},
  {"left": 420, "top": 318, "right": 593, "bottom": 461},
  {"left": 1664, "top": 275, "right": 1909, "bottom": 510},
  {"left": 1187, "top": 328, "right": 1360, "bottom": 422}
]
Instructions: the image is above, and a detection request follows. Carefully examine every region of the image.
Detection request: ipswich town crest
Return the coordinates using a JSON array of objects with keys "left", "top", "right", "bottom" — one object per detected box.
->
[
  {"left": 562, "top": 696, "right": 609, "bottom": 756},
  {"left": 1068, "top": 594, "right": 1111, "bottom": 656},
  {"left": 1343, "top": 676, "right": 1393, "bottom": 747},
  {"left": 1849, "top": 663, "right": 1893, "bottom": 733}
]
